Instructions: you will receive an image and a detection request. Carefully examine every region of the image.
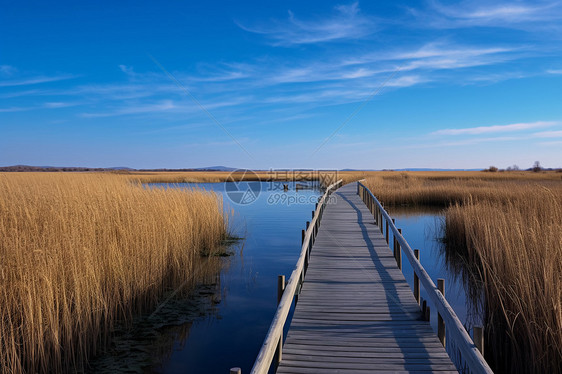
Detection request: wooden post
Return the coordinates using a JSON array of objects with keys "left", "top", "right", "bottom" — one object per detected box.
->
[
  {"left": 385, "top": 220, "right": 389, "bottom": 244},
  {"left": 396, "top": 229, "right": 402, "bottom": 271},
  {"left": 230, "top": 368, "right": 241, "bottom": 374},
  {"left": 301, "top": 229, "right": 305, "bottom": 245},
  {"left": 392, "top": 219, "right": 397, "bottom": 259},
  {"left": 422, "top": 299, "right": 427, "bottom": 316},
  {"left": 377, "top": 203, "right": 384, "bottom": 234},
  {"left": 277, "top": 274, "right": 285, "bottom": 306},
  {"left": 306, "top": 221, "right": 310, "bottom": 230},
  {"left": 426, "top": 305, "right": 431, "bottom": 322},
  {"left": 474, "top": 326, "right": 484, "bottom": 355},
  {"left": 438, "top": 278, "right": 446, "bottom": 347},
  {"left": 414, "top": 249, "right": 420, "bottom": 305},
  {"left": 276, "top": 275, "right": 286, "bottom": 365}
]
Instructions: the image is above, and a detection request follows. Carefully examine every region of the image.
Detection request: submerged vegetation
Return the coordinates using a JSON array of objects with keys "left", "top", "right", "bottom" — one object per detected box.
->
[
  {"left": 363, "top": 172, "right": 562, "bottom": 374},
  {"left": 0, "top": 173, "right": 229, "bottom": 373}
]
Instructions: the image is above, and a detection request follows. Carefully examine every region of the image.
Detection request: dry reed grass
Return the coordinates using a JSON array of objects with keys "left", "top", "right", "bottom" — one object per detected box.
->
[
  {"left": 445, "top": 192, "right": 562, "bottom": 373},
  {"left": 363, "top": 172, "right": 562, "bottom": 373},
  {"left": 0, "top": 172, "right": 228, "bottom": 373},
  {"left": 134, "top": 170, "right": 337, "bottom": 184}
]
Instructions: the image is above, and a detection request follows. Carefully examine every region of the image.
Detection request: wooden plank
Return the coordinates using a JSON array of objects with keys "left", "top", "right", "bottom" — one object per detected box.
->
[{"left": 277, "top": 183, "right": 458, "bottom": 374}]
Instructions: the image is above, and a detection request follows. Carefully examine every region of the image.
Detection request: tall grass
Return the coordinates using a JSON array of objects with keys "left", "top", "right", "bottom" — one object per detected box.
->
[
  {"left": 134, "top": 170, "right": 337, "bottom": 184},
  {"left": 0, "top": 173, "right": 228, "bottom": 373},
  {"left": 363, "top": 172, "right": 562, "bottom": 374},
  {"left": 445, "top": 193, "right": 562, "bottom": 373}
]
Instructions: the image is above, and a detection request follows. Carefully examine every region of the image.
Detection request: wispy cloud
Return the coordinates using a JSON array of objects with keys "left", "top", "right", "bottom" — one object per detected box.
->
[
  {"left": 0, "top": 102, "right": 81, "bottom": 113},
  {"left": 532, "top": 130, "right": 562, "bottom": 138},
  {"left": 0, "top": 65, "right": 17, "bottom": 76},
  {"left": 81, "top": 100, "right": 178, "bottom": 118},
  {"left": 423, "top": 0, "right": 562, "bottom": 29},
  {"left": 433, "top": 121, "right": 559, "bottom": 135},
  {"left": 43, "top": 102, "right": 79, "bottom": 109},
  {"left": 0, "top": 74, "right": 77, "bottom": 87},
  {"left": 237, "top": 2, "right": 374, "bottom": 45},
  {"left": 547, "top": 69, "right": 562, "bottom": 75},
  {"left": 118, "top": 65, "right": 135, "bottom": 75},
  {"left": 0, "top": 106, "right": 30, "bottom": 113}
]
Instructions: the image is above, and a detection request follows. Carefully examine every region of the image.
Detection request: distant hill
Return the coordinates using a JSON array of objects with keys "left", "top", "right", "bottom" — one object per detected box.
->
[
  {"left": 0, "top": 165, "right": 241, "bottom": 172},
  {"left": 198, "top": 166, "right": 238, "bottom": 171},
  {"left": 0, "top": 165, "right": 113, "bottom": 172}
]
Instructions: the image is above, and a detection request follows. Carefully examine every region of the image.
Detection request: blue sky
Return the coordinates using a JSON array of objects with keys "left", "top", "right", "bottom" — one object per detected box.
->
[{"left": 1, "top": 0, "right": 562, "bottom": 169}]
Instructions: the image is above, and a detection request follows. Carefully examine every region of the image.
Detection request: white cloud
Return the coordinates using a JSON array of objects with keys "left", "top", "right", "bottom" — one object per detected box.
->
[
  {"left": 386, "top": 75, "right": 429, "bottom": 87},
  {"left": 426, "top": 1, "right": 562, "bottom": 28},
  {"left": 0, "top": 74, "right": 77, "bottom": 87},
  {"left": 433, "top": 121, "right": 559, "bottom": 135},
  {"left": 237, "top": 2, "right": 374, "bottom": 45},
  {"left": 0, "top": 65, "right": 17, "bottom": 76},
  {"left": 118, "top": 65, "right": 135, "bottom": 75},
  {"left": 81, "top": 100, "right": 177, "bottom": 118},
  {"left": 0, "top": 107, "right": 30, "bottom": 113},
  {"left": 547, "top": 69, "right": 562, "bottom": 75},
  {"left": 532, "top": 130, "right": 562, "bottom": 138},
  {"left": 43, "top": 102, "right": 78, "bottom": 109}
]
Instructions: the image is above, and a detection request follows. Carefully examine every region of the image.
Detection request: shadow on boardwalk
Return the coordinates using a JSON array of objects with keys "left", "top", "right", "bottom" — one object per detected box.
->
[{"left": 277, "top": 183, "right": 457, "bottom": 373}]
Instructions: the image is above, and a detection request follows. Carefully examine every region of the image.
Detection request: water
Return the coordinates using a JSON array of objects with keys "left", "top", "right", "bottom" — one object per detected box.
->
[
  {"left": 387, "top": 207, "right": 481, "bottom": 339},
  {"left": 152, "top": 181, "right": 323, "bottom": 373},
  {"left": 146, "top": 182, "right": 479, "bottom": 373}
]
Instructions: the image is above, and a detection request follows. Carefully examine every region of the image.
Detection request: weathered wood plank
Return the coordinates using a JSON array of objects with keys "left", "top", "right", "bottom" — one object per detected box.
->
[{"left": 277, "top": 183, "right": 458, "bottom": 374}]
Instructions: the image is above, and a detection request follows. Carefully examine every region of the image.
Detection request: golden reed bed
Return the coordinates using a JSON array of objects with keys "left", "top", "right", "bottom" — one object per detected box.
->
[
  {"left": 363, "top": 172, "right": 562, "bottom": 374},
  {"left": 0, "top": 173, "right": 228, "bottom": 373}
]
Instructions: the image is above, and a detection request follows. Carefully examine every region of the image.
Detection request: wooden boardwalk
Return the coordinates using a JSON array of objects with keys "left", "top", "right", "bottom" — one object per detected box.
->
[{"left": 277, "top": 183, "right": 458, "bottom": 373}]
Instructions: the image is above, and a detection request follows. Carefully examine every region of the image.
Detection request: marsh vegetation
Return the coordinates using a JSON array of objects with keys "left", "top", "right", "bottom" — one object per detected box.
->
[
  {"left": 363, "top": 171, "right": 562, "bottom": 374},
  {"left": 0, "top": 173, "right": 229, "bottom": 373}
]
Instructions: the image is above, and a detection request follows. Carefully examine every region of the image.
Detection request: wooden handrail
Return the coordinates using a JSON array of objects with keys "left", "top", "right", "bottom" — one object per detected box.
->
[
  {"left": 357, "top": 182, "right": 493, "bottom": 374},
  {"left": 249, "top": 179, "right": 343, "bottom": 374}
]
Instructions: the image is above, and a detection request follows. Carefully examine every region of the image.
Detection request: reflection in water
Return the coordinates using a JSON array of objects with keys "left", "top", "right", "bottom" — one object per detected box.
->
[
  {"left": 87, "top": 249, "right": 236, "bottom": 373},
  {"left": 151, "top": 181, "right": 323, "bottom": 373}
]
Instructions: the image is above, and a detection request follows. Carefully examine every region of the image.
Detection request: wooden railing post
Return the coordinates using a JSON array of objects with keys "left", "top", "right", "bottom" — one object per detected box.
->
[
  {"left": 392, "top": 219, "right": 397, "bottom": 259},
  {"left": 275, "top": 275, "right": 286, "bottom": 365},
  {"left": 379, "top": 204, "right": 384, "bottom": 233},
  {"left": 385, "top": 220, "right": 389, "bottom": 244},
  {"left": 396, "top": 229, "right": 402, "bottom": 270},
  {"left": 438, "top": 279, "right": 446, "bottom": 347},
  {"left": 414, "top": 249, "right": 420, "bottom": 305},
  {"left": 474, "top": 326, "right": 484, "bottom": 355},
  {"left": 278, "top": 275, "right": 286, "bottom": 304}
]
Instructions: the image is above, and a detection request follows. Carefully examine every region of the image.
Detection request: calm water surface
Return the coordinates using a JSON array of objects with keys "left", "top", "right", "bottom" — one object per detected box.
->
[
  {"left": 150, "top": 183, "right": 479, "bottom": 373},
  {"left": 153, "top": 181, "right": 322, "bottom": 373},
  {"left": 387, "top": 207, "right": 481, "bottom": 338}
]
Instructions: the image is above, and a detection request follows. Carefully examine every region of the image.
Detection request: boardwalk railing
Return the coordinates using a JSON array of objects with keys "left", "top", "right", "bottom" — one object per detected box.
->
[
  {"left": 357, "top": 181, "right": 493, "bottom": 374},
  {"left": 236, "top": 179, "right": 343, "bottom": 374}
]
